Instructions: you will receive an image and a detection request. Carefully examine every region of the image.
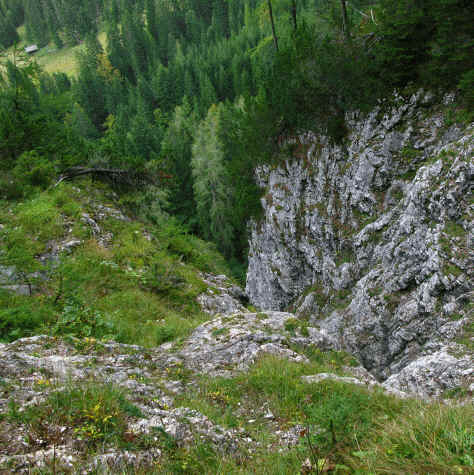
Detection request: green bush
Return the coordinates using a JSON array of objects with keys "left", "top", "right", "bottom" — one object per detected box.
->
[
  {"left": 0, "top": 293, "right": 55, "bottom": 342},
  {"left": 254, "top": 26, "right": 380, "bottom": 141},
  {"left": 458, "top": 69, "right": 474, "bottom": 113},
  {"left": 13, "top": 151, "right": 56, "bottom": 188},
  {"left": 0, "top": 174, "right": 24, "bottom": 200},
  {"left": 52, "top": 295, "right": 118, "bottom": 340}
]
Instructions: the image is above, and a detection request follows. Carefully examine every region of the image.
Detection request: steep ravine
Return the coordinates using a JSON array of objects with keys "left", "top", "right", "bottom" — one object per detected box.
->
[
  {"left": 0, "top": 93, "right": 472, "bottom": 474},
  {"left": 246, "top": 91, "right": 473, "bottom": 390}
]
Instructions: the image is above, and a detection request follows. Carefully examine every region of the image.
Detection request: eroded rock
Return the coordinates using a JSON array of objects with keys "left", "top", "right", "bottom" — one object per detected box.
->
[
  {"left": 197, "top": 273, "right": 249, "bottom": 316},
  {"left": 245, "top": 92, "right": 473, "bottom": 392},
  {"left": 177, "top": 312, "right": 329, "bottom": 377},
  {"left": 0, "top": 336, "right": 250, "bottom": 473}
]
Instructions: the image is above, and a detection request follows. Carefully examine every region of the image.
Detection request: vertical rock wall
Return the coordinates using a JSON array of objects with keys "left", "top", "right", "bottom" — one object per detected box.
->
[{"left": 246, "top": 91, "right": 473, "bottom": 380}]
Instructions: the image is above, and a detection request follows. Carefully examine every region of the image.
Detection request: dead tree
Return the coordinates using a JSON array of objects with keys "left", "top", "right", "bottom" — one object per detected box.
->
[
  {"left": 340, "top": 0, "right": 350, "bottom": 42},
  {"left": 53, "top": 166, "right": 171, "bottom": 188},
  {"left": 267, "top": 0, "right": 279, "bottom": 52}
]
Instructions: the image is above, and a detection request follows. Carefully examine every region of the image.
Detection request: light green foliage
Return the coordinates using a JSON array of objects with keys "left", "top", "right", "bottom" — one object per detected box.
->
[
  {"left": 161, "top": 99, "right": 198, "bottom": 225},
  {"left": 354, "top": 403, "right": 474, "bottom": 474},
  {"left": 175, "top": 353, "right": 472, "bottom": 473},
  {"left": 284, "top": 317, "right": 310, "bottom": 336},
  {"left": 443, "top": 263, "right": 463, "bottom": 278},
  {"left": 400, "top": 146, "right": 420, "bottom": 163},
  {"left": 192, "top": 103, "right": 235, "bottom": 257}
]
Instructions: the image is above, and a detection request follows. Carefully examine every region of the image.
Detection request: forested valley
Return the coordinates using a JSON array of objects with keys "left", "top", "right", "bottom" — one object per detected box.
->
[
  {"left": 0, "top": 1, "right": 473, "bottom": 472},
  {"left": 1, "top": 0, "right": 472, "bottom": 272}
]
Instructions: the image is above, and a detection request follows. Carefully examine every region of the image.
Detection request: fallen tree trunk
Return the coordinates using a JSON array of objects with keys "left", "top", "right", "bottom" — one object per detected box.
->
[
  {"left": 54, "top": 167, "right": 130, "bottom": 187},
  {"left": 54, "top": 166, "right": 171, "bottom": 188}
]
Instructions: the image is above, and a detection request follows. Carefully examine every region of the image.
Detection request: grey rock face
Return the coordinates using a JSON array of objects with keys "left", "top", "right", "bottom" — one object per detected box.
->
[
  {"left": 301, "top": 373, "right": 408, "bottom": 398},
  {"left": 0, "top": 265, "right": 33, "bottom": 295},
  {"left": 382, "top": 345, "right": 473, "bottom": 398},
  {"left": 177, "top": 311, "right": 331, "bottom": 377},
  {"left": 197, "top": 273, "right": 248, "bottom": 316},
  {"left": 246, "top": 92, "right": 473, "bottom": 389}
]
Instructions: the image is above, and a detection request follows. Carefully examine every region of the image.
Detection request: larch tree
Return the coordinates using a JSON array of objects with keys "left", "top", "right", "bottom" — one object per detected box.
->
[{"left": 191, "top": 103, "right": 234, "bottom": 256}]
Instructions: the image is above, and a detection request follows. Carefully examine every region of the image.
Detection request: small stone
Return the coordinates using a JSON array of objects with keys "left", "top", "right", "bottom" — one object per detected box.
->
[{"left": 263, "top": 411, "right": 274, "bottom": 420}]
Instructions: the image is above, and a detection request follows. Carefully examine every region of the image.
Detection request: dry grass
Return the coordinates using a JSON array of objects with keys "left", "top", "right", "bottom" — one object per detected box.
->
[{"left": 36, "top": 43, "right": 84, "bottom": 76}]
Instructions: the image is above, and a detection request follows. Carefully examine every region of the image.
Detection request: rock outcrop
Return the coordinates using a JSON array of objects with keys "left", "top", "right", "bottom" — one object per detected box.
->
[
  {"left": 0, "top": 306, "right": 469, "bottom": 471},
  {"left": 177, "top": 311, "right": 325, "bottom": 377},
  {"left": 197, "top": 273, "right": 249, "bottom": 316},
  {"left": 246, "top": 91, "right": 473, "bottom": 390},
  {"left": 0, "top": 335, "right": 248, "bottom": 473},
  {"left": 1, "top": 93, "right": 472, "bottom": 473}
]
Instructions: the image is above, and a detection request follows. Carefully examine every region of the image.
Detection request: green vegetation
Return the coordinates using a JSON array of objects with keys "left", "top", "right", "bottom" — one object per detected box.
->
[
  {"left": 7, "top": 383, "right": 142, "bottom": 448},
  {"left": 175, "top": 354, "right": 473, "bottom": 473},
  {"left": 445, "top": 220, "right": 466, "bottom": 238},
  {"left": 0, "top": 2, "right": 472, "bottom": 471},
  {"left": 2, "top": 0, "right": 472, "bottom": 264},
  {"left": 352, "top": 402, "right": 474, "bottom": 474},
  {"left": 2, "top": 352, "right": 471, "bottom": 473},
  {"left": 0, "top": 180, "right": 230, "bottom": 345}
]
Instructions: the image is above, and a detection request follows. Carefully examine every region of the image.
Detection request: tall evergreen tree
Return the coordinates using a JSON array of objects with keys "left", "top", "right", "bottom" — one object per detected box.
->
[
  {"left": 161, "top": 98, "right": 197, "bottom": 223},
  {"left": 192, "top": 103, "right": 234, "bottom": 256}
]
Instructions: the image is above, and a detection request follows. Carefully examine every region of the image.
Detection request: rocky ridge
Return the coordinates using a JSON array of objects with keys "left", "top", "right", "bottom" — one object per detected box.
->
[
  {"left": 0, "top": 269, "right": 471, "bottom": 472},
  {"left": 0, "top": 307, "right": 363, "bottom": 473},
  {"left": 1, "top": 93, "right": 473, "bottom": 473}
]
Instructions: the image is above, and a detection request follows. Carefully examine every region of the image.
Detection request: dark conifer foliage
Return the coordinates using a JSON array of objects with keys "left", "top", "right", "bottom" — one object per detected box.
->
[{"left": 1, "top": 0, "right": 472, "bottom": 264}]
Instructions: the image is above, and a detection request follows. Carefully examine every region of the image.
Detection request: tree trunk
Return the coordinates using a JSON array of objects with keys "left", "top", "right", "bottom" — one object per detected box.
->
[
  {"left": 53, "top": 166, "right": 169, "bottom": 188},
  {"left": 340, "top": 0, "right": 350, "bottom": 42},
  {"left": 291, "top": 0, "right": 297, "bottom": 31},
  {"left": 267, "top": 0, "right": 279, "bottom": 52}
]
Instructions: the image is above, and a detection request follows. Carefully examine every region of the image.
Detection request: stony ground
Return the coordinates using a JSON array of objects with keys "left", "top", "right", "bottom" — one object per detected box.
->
[
  {"left": 0, "top": 333, "right": 247, "bottom": 473},
  {"left": 1, "top": 277, "right": 472, "bottom": 473}
]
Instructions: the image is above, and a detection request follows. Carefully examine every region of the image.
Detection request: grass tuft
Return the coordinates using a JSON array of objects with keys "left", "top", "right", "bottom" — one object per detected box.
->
[{"left": 352, "top": 402, "right": 474, "bottom": 474}]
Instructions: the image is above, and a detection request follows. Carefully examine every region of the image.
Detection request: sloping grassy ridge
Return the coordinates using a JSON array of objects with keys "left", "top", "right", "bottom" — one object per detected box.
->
[
  {"left": 0, "top": 180, "right": 472, "bottom": 474},
  {"left": 0, "top": 178, "right": 230, "bottom": 346}
]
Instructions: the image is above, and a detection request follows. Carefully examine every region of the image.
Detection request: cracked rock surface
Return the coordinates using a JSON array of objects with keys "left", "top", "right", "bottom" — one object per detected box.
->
[
  {"left": 197, "top": 273, "right": 249, "bottom": 316},
  {"left": 0, "top": 336, "right": 247, "bottom": 473},
  {"left": 246, "top": 91, "right": 473, "bottom": 390},
  {"left": 176, "top": 311, "right": 328, "bottom": 377}
]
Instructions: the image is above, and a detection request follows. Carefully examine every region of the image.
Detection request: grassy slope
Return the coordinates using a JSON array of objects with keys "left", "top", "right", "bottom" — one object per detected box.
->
[
  {"left": 0, "top": 179, "right": 230, "bottom": 346},
  {"left": 172, "top": 354, "right": 473, "bottom": 474},
  {"left": 0, "top": 172, "right": 472, "bottom": 475}
]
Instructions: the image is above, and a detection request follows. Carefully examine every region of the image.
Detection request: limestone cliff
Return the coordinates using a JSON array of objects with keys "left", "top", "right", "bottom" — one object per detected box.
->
[{"left": 246, "top": 91, "right": 473, "bottom": 391}]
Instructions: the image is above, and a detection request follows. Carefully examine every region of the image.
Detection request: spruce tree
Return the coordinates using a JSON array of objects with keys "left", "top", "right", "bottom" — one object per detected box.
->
[{"left": 161, "top": 98, "right": 197, "bottom": 223}]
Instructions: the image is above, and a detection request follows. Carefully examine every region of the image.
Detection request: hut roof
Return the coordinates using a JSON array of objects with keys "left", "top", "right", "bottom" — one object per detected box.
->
[{"left": 25, "top": 45, "right": 39, "bottom": 54}]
